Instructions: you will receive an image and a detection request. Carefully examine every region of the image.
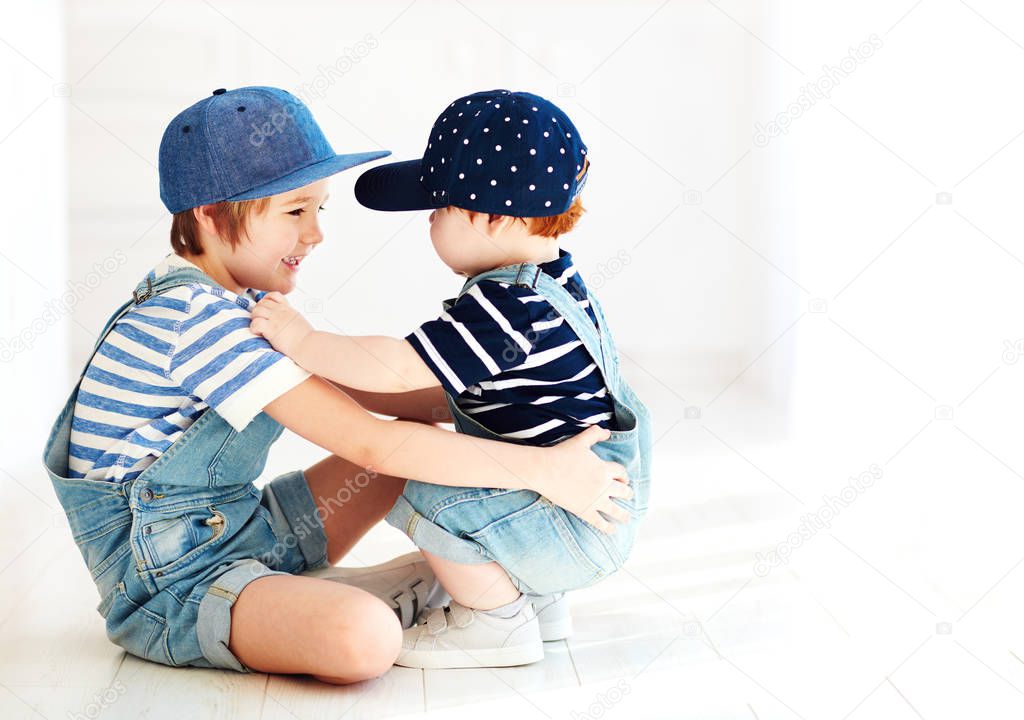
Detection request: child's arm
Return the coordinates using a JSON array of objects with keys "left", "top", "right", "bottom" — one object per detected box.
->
[
  {"left": 264, "top": 376, "right": 632, "bottom": 534},
  {"left": 334, "top": 385, "right": 452, "bottom": 424},
  {"left": 251, "top": 292, "right": 435, "bottom": 393}
]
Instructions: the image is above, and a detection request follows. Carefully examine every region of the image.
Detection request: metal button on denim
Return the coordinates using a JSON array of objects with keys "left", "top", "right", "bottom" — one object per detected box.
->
[{"left": 140, "top": 488, "right": 154, "bottom": 502}]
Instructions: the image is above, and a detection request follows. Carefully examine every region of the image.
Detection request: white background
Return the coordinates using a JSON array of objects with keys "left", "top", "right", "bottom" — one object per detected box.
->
[{"left": 4, "top": 1, "right": 1024, "bottom": 718}]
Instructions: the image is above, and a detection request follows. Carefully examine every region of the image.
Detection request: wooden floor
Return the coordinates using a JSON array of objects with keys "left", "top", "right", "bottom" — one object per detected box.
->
[{"left": 4, "top": 354, "right": 1024, "bottom": 720}]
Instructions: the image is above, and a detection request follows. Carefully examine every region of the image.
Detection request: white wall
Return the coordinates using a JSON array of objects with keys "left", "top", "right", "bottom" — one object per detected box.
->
[
  {"left": 61, "top": 0, "right": 768, "bottom": 416},
  {"left": 0, "top": 1, "right": 68, "bottom": 467}
]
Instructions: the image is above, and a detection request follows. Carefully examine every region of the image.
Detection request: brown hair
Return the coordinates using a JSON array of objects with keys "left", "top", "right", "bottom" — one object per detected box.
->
[
  {"left": 464, "top": 197, "right": 586, "bottom": 239},
  {"left": 170, "top": 197, "right": 271, "bottom": 255}
]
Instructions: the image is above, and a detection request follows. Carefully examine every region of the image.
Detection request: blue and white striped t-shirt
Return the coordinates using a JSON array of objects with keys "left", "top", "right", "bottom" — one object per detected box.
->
[
  {"left": 69, "top": 255, "right": 310, "bottom": 482},
  {"left": 406, "top": 250, "right": 615, "bottom": 445}
]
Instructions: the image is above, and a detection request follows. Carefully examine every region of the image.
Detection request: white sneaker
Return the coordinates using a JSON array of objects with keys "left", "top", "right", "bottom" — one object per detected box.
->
[
  {"left": 303, "top": 551, "right": 435, "bottom": 629},
  {"left": 395, "top": 600, "right": 544, "bottom": 669},
  {"left": 532, "top": 592, "right": 573, "bottom": 641}
]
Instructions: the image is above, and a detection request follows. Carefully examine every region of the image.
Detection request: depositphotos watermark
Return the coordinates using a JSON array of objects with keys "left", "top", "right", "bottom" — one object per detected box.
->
[
  {"left": 498, "top": 258, "right": 630, "bottom": 365},
  {"left": 1, "top": 249, "right": 128, "bottom": 362},
  {"left": 67, "top": 679, "right": 126, "bottom": 720},
  {"left": 249, "top": 36, "right": 380, "bottom": 148},
  {"left": 498, "top": 293, "right": 594, "bottom": 366},
  {"left": 753, "top": 463, "right": 882, "bottom": 577},
  {"left": 293, "top": 35, "right": 380, "bottom": 104},
  {"left": 753, "top": 34, "right": 883, "bottom": 147},
  {"left": 570, "top": 678, "right": 631, "bottom": 720},
  {"left": 257, "top": 469, "right": 378, "bottom": 569},
  {"left": 1002, "top": 338, "right": 1024, "bottom": 364},
  {"left": 588, "top": 249, "right": 632, "bottom": 290}
]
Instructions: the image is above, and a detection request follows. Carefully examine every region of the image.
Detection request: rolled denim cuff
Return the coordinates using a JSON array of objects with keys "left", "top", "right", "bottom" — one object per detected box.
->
[
  {"left": 386, "top": 494, "right": 494, "bottom": 565},
  {"left": 195, "top": 558, "right": 287, "bottom": 672},
  {"left": 262, "top": 470, "right": 329, "bottom": 572}
]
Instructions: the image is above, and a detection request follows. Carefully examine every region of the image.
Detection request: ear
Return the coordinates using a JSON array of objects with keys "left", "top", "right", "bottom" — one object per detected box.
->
[
  {"left": 192, "top": 205, "right": 219, "bottom": 235},
  {"left": 487, "top": 213, "right": 519, "bottom": 238},
  {"left": 453, "top": 206, "right": 488, "bottom": 232}
]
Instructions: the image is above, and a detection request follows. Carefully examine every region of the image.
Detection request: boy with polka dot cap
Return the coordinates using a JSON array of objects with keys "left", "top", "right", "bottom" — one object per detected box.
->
[
  {"left": 351, "top": 88, "right": 588, "bottom": 215},
  {"left": 250, "top": 89, "right": 651, "bottom": 669}
]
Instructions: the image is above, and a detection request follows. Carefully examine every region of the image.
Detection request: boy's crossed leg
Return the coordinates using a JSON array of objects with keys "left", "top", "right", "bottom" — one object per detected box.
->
[
  {"left": 229, "top": 453, "right": 413, "bottom": 683},
  {"left": 228, "top": 573, "right": 402, "bottom": 684}
]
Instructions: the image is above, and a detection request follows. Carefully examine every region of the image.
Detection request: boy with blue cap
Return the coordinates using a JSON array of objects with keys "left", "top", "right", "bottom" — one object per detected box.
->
[
  {"left": 43, "top": 86, "right": 630, "bottom": 682},
  {"left": 250, "top": 89, "right": 653, "bottom": 669}
]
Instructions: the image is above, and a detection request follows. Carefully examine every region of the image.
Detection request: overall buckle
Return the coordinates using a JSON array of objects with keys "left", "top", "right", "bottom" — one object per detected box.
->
[
  {"left": 132, "top": 277, "right": 154, "bottom": 304},
  {"left": 513, "top": 264, "right": 541, "bottom": 289}
]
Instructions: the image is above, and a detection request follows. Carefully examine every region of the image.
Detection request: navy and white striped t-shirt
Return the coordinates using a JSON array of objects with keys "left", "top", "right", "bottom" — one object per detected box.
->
[
  {"left": 69, "top": 255, "right": 310, "bottom": 482},
  {"left": 406, "top": 250, "right": 615, "bottom": 445}
]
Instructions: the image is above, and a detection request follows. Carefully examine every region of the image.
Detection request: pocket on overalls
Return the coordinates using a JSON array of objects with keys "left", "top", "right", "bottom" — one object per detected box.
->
[
  {"left": 131, "top": 483, "right": 249, "bottom": 591},
  {"left": 579, "top": 398, "right": 650, "bottom": 572},
  {"left": 138, "top": 508, "right": 227, "bottom": 569},
  {"left": 616, "top": 381, "right": 653, "bottom": 492},
  {"left": 599, "top": 399, "right": 648, "bottom": 517}
]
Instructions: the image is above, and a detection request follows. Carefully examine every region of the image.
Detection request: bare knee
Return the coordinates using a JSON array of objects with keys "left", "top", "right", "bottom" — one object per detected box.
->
[{"left": 314, "top": 591, "right": 402, "bottom": 683}]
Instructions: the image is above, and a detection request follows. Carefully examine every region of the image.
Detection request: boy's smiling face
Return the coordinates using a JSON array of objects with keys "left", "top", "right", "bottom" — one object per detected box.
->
[{"left": 191, "top": 180, "right": 329, "bottom": 295}]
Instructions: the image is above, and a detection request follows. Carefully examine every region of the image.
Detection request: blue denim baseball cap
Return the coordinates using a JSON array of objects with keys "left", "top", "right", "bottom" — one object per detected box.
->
[
  {"left": 354, "top": 89, "right": 588, "bottom": 218},
  {"left": 159, "top": 86, "right": 390, "bottom": 213}
]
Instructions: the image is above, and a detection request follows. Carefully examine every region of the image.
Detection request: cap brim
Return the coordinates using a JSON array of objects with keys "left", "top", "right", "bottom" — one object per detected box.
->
[
  {"left": 229, "top": 150, "right": 391, "bottom": 202},
  {"left": 354, "top": 159, "right": 435, "bottom": 212}
]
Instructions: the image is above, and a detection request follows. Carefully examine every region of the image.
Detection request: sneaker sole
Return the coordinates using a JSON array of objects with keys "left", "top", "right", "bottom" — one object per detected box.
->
[
  {"left": 395, "top": 641, "right": 545, "bottom": 669},
  {"left": 538, "top": 614, "right": 573, "bottom": 642}
]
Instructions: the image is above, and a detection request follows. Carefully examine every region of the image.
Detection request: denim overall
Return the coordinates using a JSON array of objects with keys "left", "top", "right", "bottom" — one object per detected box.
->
[
  {"left": 42, "top": 266, "right": 328, "bottom": 671},
  {"left": 386, "top": 262, "right": 653, "bottom": 596}
]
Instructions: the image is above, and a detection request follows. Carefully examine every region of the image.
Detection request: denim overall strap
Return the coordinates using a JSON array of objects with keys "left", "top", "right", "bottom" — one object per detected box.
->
[
  {"left": 457, "top": 263, "right": 620, "bottom": 392},
  {"left": 91, "top": 266, "right": 216, "bottom": 350},
  {"left": 43, "top": 264, "right": 224, "bottom": 479}
]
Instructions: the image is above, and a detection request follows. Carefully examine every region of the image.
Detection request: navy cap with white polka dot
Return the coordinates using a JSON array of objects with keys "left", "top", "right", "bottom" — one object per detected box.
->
[{"left": 354, "top": 89, "right": 589, "bottom": 217}]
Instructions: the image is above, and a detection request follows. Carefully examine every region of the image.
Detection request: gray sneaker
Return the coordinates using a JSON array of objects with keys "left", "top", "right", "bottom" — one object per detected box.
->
[
  {"left": 532, "top": 592, "right": 573, "bottom": 641},
  {"left": 395, "top": 600, "right": 544, "bottom": 669},
  {"left": 303, "top": 551, "right": 435, "bottom": 629}
]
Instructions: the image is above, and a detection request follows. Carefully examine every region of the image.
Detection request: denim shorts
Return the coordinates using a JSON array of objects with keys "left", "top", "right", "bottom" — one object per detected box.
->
[
  {"left": 43, "top": 267, "right": 333, "bottom": 673},
  {"left": 54, "top": 469, "right": 329, "bottom": 672},
  {"left": 385, "top": 428, "right": 651, "bottom": 597},
  {"left": 393, "top": 260, "right": 654, "bottom": 596}
]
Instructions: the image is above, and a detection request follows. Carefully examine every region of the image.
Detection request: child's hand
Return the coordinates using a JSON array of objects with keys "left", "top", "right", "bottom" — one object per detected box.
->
[
  {"left": 250, "top": 292, "right": 314, "bottom": 358},
  {"left": 539, "top": 425, "right": 634, "bottom": 535}
]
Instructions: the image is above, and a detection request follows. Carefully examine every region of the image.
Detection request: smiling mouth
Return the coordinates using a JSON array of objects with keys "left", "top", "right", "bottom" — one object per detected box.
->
[{"left": 281, "top": 255, "right": 304, "bottom": 270}]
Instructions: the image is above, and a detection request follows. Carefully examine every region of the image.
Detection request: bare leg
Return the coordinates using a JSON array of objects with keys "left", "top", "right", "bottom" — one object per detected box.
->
[
  {"left": 228, "top": 574, "right": 402, "bottom": 684},
  {"left": 420, "top": 548, "right": 520, "bottom": 611},
  {"left": 227, "top": 455, "right": 407, "bottom": 684},
  {"left": 302, "top": 454, "right": 407, "bottom": 565}
]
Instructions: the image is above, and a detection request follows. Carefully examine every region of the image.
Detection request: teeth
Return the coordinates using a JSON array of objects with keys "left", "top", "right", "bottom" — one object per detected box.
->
[{"left": 283, "top": 256, "right": 300, "bottom": 266}]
